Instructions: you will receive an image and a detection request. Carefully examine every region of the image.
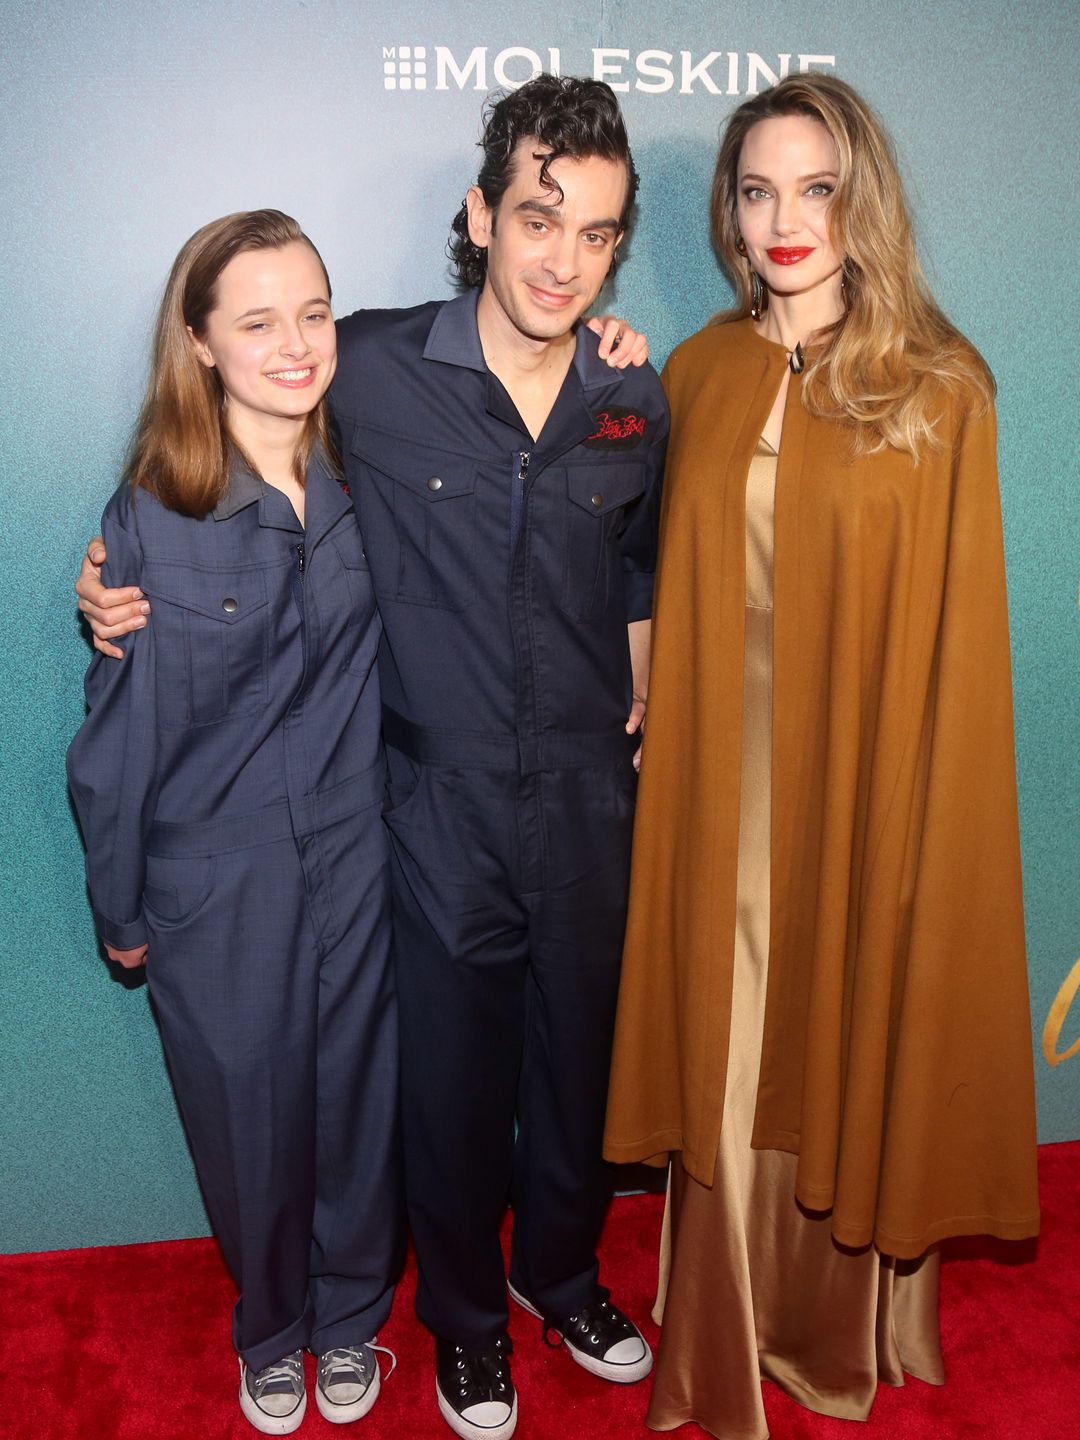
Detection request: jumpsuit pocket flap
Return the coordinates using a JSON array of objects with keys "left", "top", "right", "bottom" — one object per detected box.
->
[
  {"left": 565, "top": 463, "right": 646, "bottom": 517},
  {"left": 350, "top": 426, "right": 478, "bottom": 502},
  {"left": 142, "top": 562, "right": 269, "bottom": 624},
  {"left": 331, "top": 524, "right": 371, "bottom": 570}
]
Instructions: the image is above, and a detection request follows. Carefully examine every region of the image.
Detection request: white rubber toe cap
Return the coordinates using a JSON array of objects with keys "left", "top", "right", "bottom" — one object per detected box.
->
[
  {"left": 603, "top": 1335, "right": 647, "bottom": 1365},
  {"left": 437, "top": 1384, "right": 518, "bottom": 1440}
]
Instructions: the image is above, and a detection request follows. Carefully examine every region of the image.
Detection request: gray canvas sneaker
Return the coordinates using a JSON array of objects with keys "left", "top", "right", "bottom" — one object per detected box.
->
[
  {"left": 316, "top": 1340, "right": 395, "bottom": 1424},
  {"left": 239, "top": 1349, "right": 306, "bottom": 1434}
]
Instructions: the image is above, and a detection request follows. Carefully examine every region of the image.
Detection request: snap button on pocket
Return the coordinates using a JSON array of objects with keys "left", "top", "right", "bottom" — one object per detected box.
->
[
  {"left": 142, "top": 562, "right": 268, "bottom": 726},
  {"left": 591, "top": 493, "right": 604, "bottom": 508},
  {"left": 349, "top": 425, "right": 479, "bottom": 609}
]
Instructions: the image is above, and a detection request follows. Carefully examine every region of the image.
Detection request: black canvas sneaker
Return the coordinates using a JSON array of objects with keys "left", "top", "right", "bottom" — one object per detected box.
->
[
  {"left": 508, "top": 1282, "right": 653, "bottom": 1383},
  {"left": 435, "top": 1333, "right": 517, "bottom": 1440}
]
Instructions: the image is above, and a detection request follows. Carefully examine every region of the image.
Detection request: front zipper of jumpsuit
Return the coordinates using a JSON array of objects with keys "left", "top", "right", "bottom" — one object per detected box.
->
[
  {"left": 509, "top": 450, "right": 531, "bottom": 550},
  {"left": 292, "top": 541, "right": 307, "bottom": 658}
]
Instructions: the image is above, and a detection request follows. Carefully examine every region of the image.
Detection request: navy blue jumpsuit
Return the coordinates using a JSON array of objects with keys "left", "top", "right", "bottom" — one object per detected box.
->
[
  {"left": 332, "top": 293, "right": 668, "bottom": 1347},
  {"left": 67, "top": 458, "right": 403, "bottom": 1371}
]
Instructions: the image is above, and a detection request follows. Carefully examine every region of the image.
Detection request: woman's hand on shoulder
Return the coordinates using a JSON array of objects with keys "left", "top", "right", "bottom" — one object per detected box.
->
[{"left": 586, "top": 315, "right": 649, "bottom": 369}]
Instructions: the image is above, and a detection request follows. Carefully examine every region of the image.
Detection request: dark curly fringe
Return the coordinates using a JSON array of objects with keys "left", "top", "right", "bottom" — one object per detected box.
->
[{"left": 447, "top": 73, "right": 639, "bottom": 290}]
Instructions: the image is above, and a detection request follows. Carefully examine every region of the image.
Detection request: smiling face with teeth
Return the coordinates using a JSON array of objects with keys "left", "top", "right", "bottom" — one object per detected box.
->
[{"left": 189, "top": 240, "right": 336, "bottom": 451}]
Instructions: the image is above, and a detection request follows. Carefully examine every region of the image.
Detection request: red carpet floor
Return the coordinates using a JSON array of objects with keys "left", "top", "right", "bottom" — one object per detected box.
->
[{"left": 3, "top": 1143, "right": 1077, "bottom": 1440}]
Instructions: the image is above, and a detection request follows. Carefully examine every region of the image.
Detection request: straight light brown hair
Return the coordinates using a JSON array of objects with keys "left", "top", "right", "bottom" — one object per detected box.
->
[
  {"left": 125, "top": 210, "right": 335, "bottom": 517},
  {"left": 711, "top": 74, "right": 994, "bottom": 458}
]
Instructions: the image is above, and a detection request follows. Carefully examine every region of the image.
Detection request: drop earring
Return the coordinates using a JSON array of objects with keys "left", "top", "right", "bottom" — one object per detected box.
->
[
  {"left": 749, "top": 268, "right": 767, "bottom": 321},
  {"left": 735, "top": 234, "right": 768, "bottom": 320},
  {"left": 736, "top": 236, "right": 768, "bottom": 320}
]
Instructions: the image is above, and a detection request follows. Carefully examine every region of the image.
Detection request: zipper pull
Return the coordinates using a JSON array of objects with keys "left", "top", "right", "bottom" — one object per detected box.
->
[
  {"left": 518, "top": 451, "right": 531, "bottom": 485},
  {"left": 297, "top": 543, "right": 306, "bottom": 575}
]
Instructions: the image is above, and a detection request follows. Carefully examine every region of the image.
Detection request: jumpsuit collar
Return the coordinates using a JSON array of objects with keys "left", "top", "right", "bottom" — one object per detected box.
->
[
  {"left": 422, "top": 290, "right": 487, "bottom": 373},
  {"left": 422, "top": 288, "right": 627, "bottom": 391},
  {"left": 212, "top": 447, "right": 352, "bottom": 548},
  {"left": 422, "top": 288, "right": 624, "bottom": 448},
  {"left": 212, "top": 454, "right": 266, "bottom": 520}
]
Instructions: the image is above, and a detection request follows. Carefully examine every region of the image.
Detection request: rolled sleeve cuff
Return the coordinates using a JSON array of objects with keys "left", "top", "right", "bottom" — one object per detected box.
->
[
  {"left": 95, "top": 910, "right": 147, "bottom": 952},
  {"left": 623, "top": 568, "right": 655, "bottom": 624}
]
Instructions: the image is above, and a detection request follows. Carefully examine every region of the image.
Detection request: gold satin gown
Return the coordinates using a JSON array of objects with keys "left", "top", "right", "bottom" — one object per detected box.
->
[{"left": 646, "top": 439, "right": 944, "bottom": 1439}]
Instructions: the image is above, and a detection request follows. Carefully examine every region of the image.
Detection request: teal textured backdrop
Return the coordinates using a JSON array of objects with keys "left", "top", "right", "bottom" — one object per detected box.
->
[{"left": 2, "top": 0, "right": 1077, "bottom": 1253}]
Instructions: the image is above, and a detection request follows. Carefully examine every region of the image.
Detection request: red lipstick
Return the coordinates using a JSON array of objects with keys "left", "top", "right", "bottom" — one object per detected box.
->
[{"left": 766, "top": 247, "right": 814, "bottom": 265}]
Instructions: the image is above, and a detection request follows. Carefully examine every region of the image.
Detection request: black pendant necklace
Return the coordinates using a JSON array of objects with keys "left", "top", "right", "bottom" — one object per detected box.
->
[{"left": 788, "top": 341, "right": 805, "bottom": 375}]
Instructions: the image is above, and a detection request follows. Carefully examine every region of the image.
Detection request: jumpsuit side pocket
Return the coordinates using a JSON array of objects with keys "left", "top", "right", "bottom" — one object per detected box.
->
[
  {"left": 142, "top": 854, "right": 216, "bottom": 930},
  {"left": 382, "top": 748, "right": 430, "bottom": 829}
]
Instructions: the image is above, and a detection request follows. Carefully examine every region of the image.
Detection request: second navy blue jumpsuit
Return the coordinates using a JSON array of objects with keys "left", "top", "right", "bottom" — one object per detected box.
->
[
  {"left": 67, "top": 458, "right": 403, "bottom": 1369},
  {"left": 332, "top": 295, "right": 669, "bottom": 1347}
]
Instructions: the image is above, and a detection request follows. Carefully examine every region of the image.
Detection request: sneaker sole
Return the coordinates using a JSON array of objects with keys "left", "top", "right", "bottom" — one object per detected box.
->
[
  {"left": 239, "top": 1381, "right": 307, "bottom": 1435},
  {"left": 436, "top": 1380, "right": 518, "bottom": 1440},
  {"left": 507, "top": 1282, "right": 654, "bottom": 1385},
  {"left": 316, "top": 1362, "right": 381, "bottom": 1424}
]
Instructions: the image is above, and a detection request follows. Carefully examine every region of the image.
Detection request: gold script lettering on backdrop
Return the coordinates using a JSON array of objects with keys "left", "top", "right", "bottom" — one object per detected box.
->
[{"left": 1042, "top": 957, "right": 1080, "bottom": 1067}]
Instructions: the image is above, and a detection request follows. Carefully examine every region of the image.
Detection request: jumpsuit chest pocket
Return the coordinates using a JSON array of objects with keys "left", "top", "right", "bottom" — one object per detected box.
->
[
  {"left": 350, "top": 426, "right": 478, "bottom": 611},
  {"left": 561, "top": 462, "right": 647, "bottom": 621},
  {"left": 142, "top": 561, "right": 270, "bottom": 727}
]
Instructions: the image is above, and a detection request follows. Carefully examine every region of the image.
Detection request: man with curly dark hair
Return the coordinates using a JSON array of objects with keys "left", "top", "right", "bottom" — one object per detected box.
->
[
  {"left": 335, "top": 74, "right": 666, "bottom": 1440},
  {"left": 447, "top": 72, "right": 639, "bottom": 291},
  {"left": 75, "top": 74, "right": 667, "bottom": 1440}
]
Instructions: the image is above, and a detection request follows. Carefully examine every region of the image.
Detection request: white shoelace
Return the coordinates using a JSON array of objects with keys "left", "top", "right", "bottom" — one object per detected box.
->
[
  {"left": 241, "top": 1350, "right": 304, "bottom": 1398},
  {"left": 320, "top": 1340, "right": 398, "bottom": 1381}
]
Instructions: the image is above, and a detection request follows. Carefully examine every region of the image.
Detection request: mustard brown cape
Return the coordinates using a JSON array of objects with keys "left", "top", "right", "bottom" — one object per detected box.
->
[{"left": 603, "top": 319, "right": 1040, "bottom": 1258}]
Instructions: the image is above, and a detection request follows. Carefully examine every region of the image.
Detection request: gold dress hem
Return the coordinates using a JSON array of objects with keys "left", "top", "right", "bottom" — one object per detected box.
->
[{"left": 645, "top": 439, "right": 942, "bottom": 1440}]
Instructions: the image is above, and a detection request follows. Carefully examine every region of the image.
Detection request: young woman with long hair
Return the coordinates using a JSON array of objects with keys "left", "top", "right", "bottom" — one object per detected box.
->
[
  {"left": 67, "top": 211, "right": 402, "bottom": 1434},
  {"left": 604, "top": 75, "right": 1039, "bottom": 1437}
]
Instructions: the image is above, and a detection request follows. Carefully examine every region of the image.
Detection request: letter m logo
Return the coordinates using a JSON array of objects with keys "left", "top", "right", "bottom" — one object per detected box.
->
[{"left": 383, "top": 46, "right": 428, "bottom": 90}]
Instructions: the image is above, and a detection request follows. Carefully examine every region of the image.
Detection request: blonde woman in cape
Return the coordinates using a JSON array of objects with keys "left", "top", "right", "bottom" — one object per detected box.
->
[{"left": 603, "top": 75, "right": 1039, "bottom": 1438}]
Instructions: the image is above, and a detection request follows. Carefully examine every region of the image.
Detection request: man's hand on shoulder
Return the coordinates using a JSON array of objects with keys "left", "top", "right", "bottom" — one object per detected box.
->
[{"left": 76, "top": 538, "right": 149, "bottom": 659}]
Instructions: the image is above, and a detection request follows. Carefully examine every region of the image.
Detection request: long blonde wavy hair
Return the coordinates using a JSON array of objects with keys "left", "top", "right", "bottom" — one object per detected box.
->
[
  {"left": 125, "top": 210, "right": 336, "bottom": 518},
  {"left": 711, "top": 74, "right": 994, "bottom": 457}
]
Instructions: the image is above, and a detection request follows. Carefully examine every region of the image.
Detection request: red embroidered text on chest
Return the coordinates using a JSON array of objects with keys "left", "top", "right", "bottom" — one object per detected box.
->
[{"left": 585, "top": 408, "right": 647, "bottom": 447}]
